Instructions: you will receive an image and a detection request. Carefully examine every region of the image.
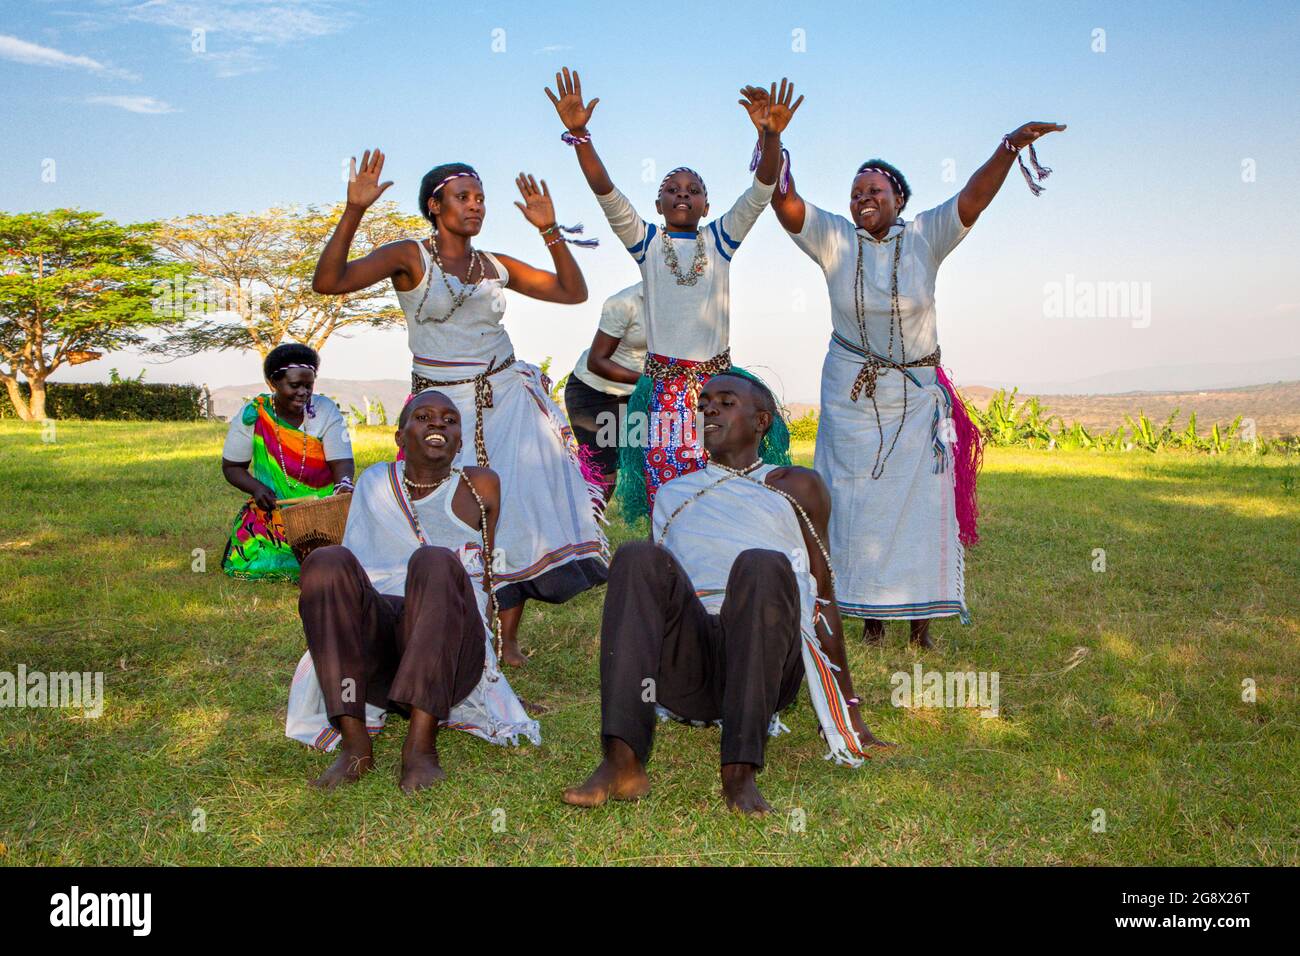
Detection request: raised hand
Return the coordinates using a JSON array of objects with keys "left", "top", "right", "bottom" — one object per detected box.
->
[
  {"left": 738, "top": 85, "right": 769, "bottom": 132},
  {"left": 513, "top": 173, "right": 556, "bottom": 230},
  {"left": 544, "top": 67, "right": 600, "bottom": 132},
  {"left": 739, "top": 79, "right": 803, "bottom": 134},
  {"left": 1006, "top": 122, "right": 1067, "bottom": 149},
  {"left": 346, "top": 148, "right": 394, "bottom": 209}
]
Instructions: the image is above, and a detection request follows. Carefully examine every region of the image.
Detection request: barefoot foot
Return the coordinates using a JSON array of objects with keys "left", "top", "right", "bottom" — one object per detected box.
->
[
  {"left": 562, "top": 758, "right": 650, "bottom": 808},
  {"left": 862, "top": 619, "right": 885, "bottom": 645},
  {"left": 310, "top": 748, "right": 373, "bottom": 789},
  {"left": 501, "top": 636, "right": 529, "bottom": 667},
  {"left": 399, "top": 750, "right": 447, "bottom": 793},
  {"left": 909, "top": 619, "right": 934, "bottom": 649},
  {"left": 721, "top": 764, "right": 772, "bottom": 816}
]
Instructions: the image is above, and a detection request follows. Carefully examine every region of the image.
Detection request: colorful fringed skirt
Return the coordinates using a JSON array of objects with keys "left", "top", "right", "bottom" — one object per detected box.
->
[
  {"left": 222, "top": 395, "right": 335, "bottom": 582},
  {"left": 816, "top": 335, "right": 978, "bottom": 622},
  {"left": 616, "top": 357, "right": 793, "bottom": 523}
]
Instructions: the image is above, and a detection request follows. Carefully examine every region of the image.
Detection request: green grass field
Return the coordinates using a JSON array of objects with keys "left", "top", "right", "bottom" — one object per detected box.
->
[{"left": 1, "top": 420, "right": 1297, "bottom": 865}]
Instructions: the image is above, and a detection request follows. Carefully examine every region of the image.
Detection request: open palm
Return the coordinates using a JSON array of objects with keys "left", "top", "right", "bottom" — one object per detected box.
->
[
  {"left": 513, "top": 173, "right": 556, "bottom": 229},
  {"left": 346, "top": 148, "right": 393, "bottom": 208},
  {"left": 544, "top": 67, "right": 600, "bottom": 132},
  {"left": 739, "top": 80, "right": 803, "bottom": 134}
]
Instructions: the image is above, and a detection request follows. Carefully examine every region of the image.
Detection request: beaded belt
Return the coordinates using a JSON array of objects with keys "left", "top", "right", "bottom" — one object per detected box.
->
[
  {"left": 411, "top": 354, "right": 516, "bottom": 468},
  {"left": 831, "top": 331, "right": 942, "bottom": 479},
  {"left": 642, "top": 348, "right": 732, "bottom": 384},
  {"left": 832, "top": 332, "right": 940, "bottom": 402}
]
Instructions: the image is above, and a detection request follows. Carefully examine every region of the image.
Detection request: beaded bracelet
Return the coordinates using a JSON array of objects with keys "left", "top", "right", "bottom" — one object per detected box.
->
[
  {"left": 847, "top": 697, "right": 861, "bottom": 708},
  {"left": 539, "top": 222, "right": 599, "bottom": 248},
  {"left": 560, "top": 130, "right": 591, "bottom": 146}
]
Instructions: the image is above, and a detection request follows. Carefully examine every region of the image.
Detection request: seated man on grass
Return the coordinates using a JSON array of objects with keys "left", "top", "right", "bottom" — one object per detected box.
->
[
  {"left": 563, "top": 371, "right": 891, "bottom": 815},
  {"left": 290, "top": 389, "right": 537, "bottom": 793}
]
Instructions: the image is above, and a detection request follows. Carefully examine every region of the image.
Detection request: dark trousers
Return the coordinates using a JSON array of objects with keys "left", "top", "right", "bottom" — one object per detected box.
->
[
  {"left": 599, "top": 540, "right": 804, "bottom": 768},
  {"left": 298, "top": 545, "right": 485, "bottom": 727}
]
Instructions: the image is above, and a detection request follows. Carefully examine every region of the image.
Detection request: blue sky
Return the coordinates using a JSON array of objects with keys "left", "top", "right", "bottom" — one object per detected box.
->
[{"left": 3, "top": 0, "right": 1299, "bottom": 401}]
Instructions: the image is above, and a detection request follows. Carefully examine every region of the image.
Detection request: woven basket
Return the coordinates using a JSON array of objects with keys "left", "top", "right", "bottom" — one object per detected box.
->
[{"left": 280, "top": 494, "right": 351, "bottom": 563}]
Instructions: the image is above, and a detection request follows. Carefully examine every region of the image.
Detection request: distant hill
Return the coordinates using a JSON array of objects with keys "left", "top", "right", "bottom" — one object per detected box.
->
[
  {"left": 212, "top": 376, "right": 1300, "bottom": 438},
  {"left": 976, "top": 355, "right": 1300, "bottom": 396},
  {"left": 959, "top": 380, "right": 1300, "bottom": 438},
  {"left": 211, "top": 378, "right": 412, "bottom": 422}
]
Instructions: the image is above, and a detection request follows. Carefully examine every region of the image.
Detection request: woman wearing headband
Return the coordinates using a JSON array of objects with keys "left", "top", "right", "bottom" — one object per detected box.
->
[
  {"left": 220, "top": 342, "right": 355, "bottom": 581},
  {"left": 312, "top": 150, "right": 606, "bottom": 667},
  {"left": 545, "top": 69, "right": 802, "bottom": 518},
  {"left": 745, "top": 92, "right": 1064, "bottom": 647}
]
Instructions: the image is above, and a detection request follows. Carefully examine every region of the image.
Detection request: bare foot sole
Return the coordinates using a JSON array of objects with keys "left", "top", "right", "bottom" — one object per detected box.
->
[
  {"left": 501, "top": 640, "right": 529, "bottom": 667},
  {"left": 399, "top": 752, "right": 447, "bottom": 793},
  {"left": 722, "top": 776, "right": 773, "bottom": 816},
  {"left": 311, "top": 751, "right": 373, "bottom": 789},
  {"left": 561, "top": 760, "right": 650, "bottom": 808}
]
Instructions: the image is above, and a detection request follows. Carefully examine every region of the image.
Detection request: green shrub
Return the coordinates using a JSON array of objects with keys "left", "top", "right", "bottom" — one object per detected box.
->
[{"left": 0, "top": 381, "right": 205, "bottom": 420}]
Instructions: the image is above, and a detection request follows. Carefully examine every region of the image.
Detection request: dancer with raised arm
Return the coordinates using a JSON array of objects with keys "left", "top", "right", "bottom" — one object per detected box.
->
[
  {"left": 311, "top": 150, "right": 607, "bottom": 666},
  {"left": 746, "top": 89, "right": 1065, "bottom": 646},
  {"left": 546, "top": 69, "right": 802, "bottom": 517}
]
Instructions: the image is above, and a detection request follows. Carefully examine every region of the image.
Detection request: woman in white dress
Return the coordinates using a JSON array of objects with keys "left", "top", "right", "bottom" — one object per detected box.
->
[
  {"left": 751, "top": 100, "right": 1065, "bottom": 647},
  {"left": 312, "top": 149, "right": 607, "bottom": 666}
]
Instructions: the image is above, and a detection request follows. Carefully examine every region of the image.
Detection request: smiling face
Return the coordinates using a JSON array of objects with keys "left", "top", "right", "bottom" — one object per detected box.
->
[
  {"left": 429, "top": 176, "right": 486, "bottom": 237},
  {"left": 269, "top": 367, "right": 315, "bottom": 417},
  {"left": 654, "top": 170, "right": 709, "bottom": 230},
  {"left": 698, "top": 375, "right": 771, "bottom": 460},
  {"left": 396, "top": 391, "right": 463, "bottom": 468},
  {"left": 849, "top": 170, "right": 902, "bottom": 235}
]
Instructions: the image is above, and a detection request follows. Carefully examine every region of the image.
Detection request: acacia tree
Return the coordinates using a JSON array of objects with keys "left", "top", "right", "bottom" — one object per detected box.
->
[
  {"left": 0, "top": 210, "right": 183, "bottom": 421},
  {"left": 150, "top": 201, "right": 426, "bottom": 358}
]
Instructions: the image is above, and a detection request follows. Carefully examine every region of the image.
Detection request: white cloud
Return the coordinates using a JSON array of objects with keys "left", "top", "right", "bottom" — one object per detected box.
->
[
  {"left": 0, "top": 33, "right": 136, "bottom": 79},
  {"left": 123, "top": 0, "right": 350, "bottom": 45},
  {"left": 86, "top": 94, "right": 180, "bottom": 114}
]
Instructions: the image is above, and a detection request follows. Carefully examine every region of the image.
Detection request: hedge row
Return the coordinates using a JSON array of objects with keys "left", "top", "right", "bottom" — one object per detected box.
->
[{"left": 0, "top": 381, "right": 206, "bottom": 420}]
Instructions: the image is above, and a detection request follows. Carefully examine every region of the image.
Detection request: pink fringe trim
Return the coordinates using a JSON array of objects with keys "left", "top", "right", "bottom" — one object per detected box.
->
[
  {"left": 935, "top": 366, "right": 983, "bottom": 547},
  {"left": 572, "top": 436, "right": 607, "bottom": 493}
]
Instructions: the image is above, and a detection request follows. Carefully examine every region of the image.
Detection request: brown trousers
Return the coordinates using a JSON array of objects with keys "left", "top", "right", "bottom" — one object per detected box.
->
[
  {"left": 598, "top": 540, "right": 804, "bottom": 768},
  {"left": 298, "top": 545, "right": 485, "bottom": 727}
]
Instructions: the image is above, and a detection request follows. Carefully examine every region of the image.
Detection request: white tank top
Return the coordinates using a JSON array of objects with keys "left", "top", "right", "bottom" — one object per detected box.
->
[
  {"left": 409, "top": 470, "right": 491, "bottom": 622},
  {"left": 651, "top": 463, "right": 815, "bottom": 630},
  {"left": 395, "top": 239, "right": 515, "bottom": 380}
]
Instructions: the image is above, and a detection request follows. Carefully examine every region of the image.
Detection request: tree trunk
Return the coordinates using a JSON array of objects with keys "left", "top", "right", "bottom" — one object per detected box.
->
[
  {"left": 28, "top": 377, "right": 48, "bottom": 421},
  {"left": 2, "top": 375, "right": 33, "bottom": 421}
]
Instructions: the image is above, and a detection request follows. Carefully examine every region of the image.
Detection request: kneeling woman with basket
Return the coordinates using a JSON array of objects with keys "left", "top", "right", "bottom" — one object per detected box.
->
[{"left": 219, "top": 343, "right": 355, "bottom": 582}]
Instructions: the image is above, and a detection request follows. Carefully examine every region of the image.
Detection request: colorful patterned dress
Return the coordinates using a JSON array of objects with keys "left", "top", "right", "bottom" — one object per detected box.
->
[{"left": 221, "top": 395, "right": 347, "bottom": 581}]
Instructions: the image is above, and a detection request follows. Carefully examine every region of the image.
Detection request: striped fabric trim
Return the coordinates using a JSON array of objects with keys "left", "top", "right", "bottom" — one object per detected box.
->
[
  {"left": 717, "top": 220, "right": 741, "bottom": 251},
  {"left": 836, "top": 598, "right": 968, "bottom": 621},
  {"left": 708, "top": 221, "right": 733, "bottom": 261},
  {"left": 807, "top": 618, "right": 865, "bottom": 759},
  {"left": 413, "top": 354, "right": 488, "bottom": 369},
  {"left": 630, "top": 224, "right": 657, "bottom": 264},
  {"left": 313, "top": 724, "right": 385, "bottom": 751},
  {"left": 493, "top": 540, "right": 604, "bottom": 584},
  {"left": 387, "top": 463, "right": 426, "bottom": 545},
  {"left": 694, "top": 587, "right": 725, "bottom": 599}
]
